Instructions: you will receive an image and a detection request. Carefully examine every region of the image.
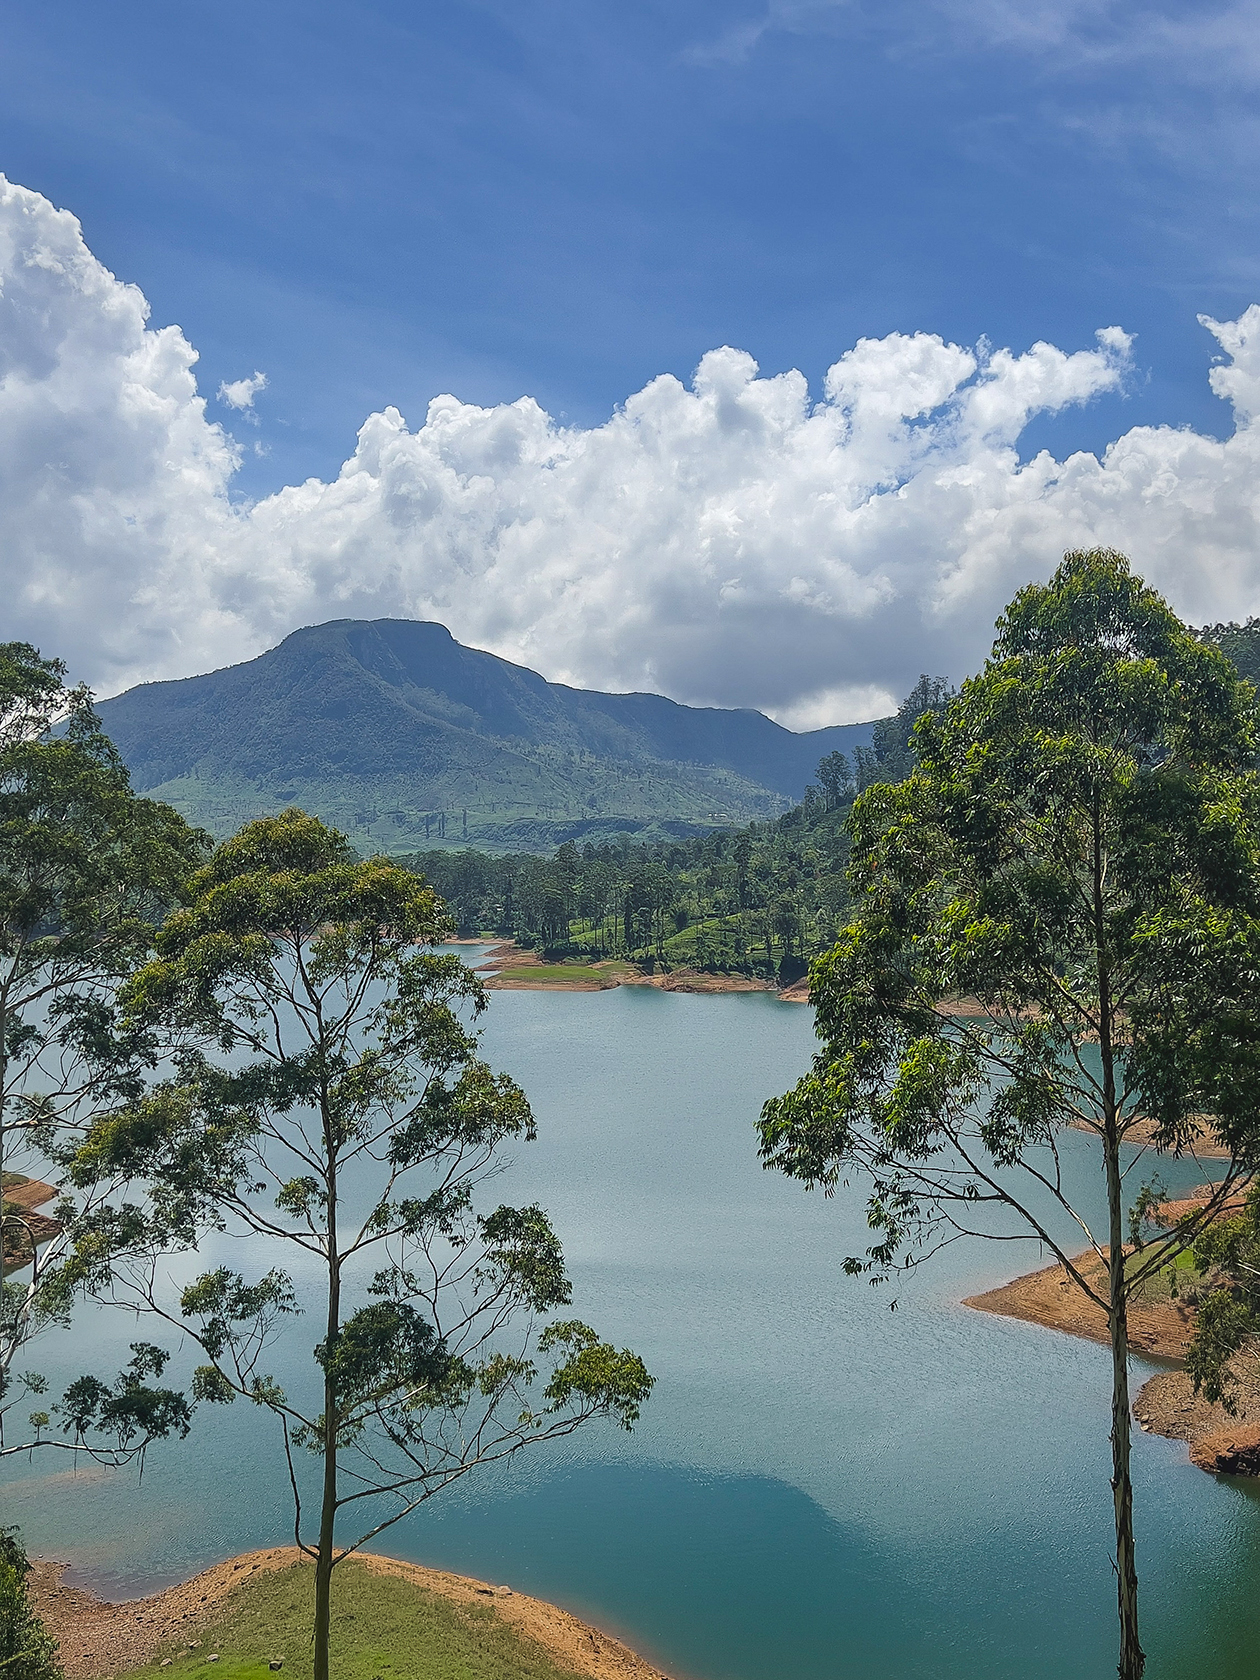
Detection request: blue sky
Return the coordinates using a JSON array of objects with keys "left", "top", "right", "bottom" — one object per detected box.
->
[
  {"left": 3, "top": 0, "right": 1260, "bottom": 715},
  {"left": 4, "top": 0, "right": 1256, "bottom": 501}
]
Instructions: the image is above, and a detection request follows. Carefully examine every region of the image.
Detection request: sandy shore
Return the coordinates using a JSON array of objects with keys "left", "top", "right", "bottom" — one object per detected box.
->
[
  {"left": 963, "top": 1248, "right": 1198, "bottom": 1359},
  {"left": 2, "top": 1176, "right": 60, "bottom": 1262},
  {"left": 476, "top": 940, "right": 810, "bottom": 1000},
  {"left": 966, "top": 1246, "right": 1260, "bottom": 1475},
  {"left": 32, "top": 1546, "right": 675, "bottom": 1680}
]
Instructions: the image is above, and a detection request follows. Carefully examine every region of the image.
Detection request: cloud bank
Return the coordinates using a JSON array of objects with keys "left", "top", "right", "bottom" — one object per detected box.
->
[{"left": 3, "top": 176, "right": 1260, "bottom": 724}]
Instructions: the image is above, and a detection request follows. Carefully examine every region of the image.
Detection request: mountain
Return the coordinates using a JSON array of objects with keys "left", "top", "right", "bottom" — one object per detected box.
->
[{"left": 95, "top": 619, "right": 877, "bottom": 854}]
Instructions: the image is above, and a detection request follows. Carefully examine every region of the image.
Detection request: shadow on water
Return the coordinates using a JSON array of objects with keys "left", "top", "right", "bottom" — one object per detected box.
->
[
  {"left": 8, "top": 984, "right": 1260, "bottom": 1679},
  {"left": 394, "top": 1459, "right": 899, "bottom": 1680}
]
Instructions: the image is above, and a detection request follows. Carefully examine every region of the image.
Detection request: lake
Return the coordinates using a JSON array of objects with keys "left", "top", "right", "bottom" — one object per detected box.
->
[{"left": 5, "top": 976, "right": 1260, "bottom": 1679}]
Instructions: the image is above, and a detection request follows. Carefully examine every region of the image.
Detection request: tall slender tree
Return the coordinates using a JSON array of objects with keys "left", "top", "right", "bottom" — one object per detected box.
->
[
  {"left": 760, "top": 552, "right": 1260, "bottom": 1680},
  {"left": 0, "top": 642, "right": 207, "bottom": 1461},
  {"left": 77, "top": 811, "right": 651, "bottom": 1680}
]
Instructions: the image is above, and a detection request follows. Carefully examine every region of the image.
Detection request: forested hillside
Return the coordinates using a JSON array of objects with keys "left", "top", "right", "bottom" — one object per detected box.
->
[
  {"left": 405, "top": 674, "right": 954, "bottom": 979},
  {"left": 411, "top": 626, "right": 1260, "bottom": 980},
  {"left": 94, "top": 618, "right": 876, "bottom": 854}
]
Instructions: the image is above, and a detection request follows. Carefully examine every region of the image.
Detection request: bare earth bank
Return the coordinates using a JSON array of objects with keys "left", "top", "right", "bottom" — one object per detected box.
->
[
  {"left": 475, "top": 941, "right": 811, "bottom": 1000},
  {"left": 32, "top": 1547, "right": 675, "bottom": 1680},
  {"left": 965, "top": 1252, "right": 1260, "bottom": 1475}
]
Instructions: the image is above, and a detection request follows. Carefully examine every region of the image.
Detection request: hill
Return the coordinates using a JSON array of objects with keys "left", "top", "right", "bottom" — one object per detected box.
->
[{"left": 95, "top": 618, "right": 876, "bottom": 853}]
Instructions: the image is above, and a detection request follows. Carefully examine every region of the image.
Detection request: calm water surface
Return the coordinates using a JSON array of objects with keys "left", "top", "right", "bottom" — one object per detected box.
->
[{"left": 5, "top": 976, "right": 1260, "bottom": 1680}]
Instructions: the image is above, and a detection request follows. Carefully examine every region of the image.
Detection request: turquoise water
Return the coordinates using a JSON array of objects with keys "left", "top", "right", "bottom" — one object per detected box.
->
[{"left": 5, "top": 979, "right": 1260, "bottom": 1679}]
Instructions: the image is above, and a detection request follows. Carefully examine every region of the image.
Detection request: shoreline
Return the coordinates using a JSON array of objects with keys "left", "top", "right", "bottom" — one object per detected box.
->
[
  {"left": 965, "top": 1249, "right": 1260, "bottom": 1476},
  {"left": 32, "top": 1546, "right": 676, "bottom": 1680},
  {"left": 2, "top": 1175, "right": 60, "bottom": 1263},
  {"left": 473, "top": 940, "right": 811, "bottom": 1001}
]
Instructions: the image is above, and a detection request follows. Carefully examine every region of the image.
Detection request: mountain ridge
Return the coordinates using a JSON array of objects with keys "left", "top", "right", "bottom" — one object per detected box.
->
[{"left": 96, "top": 619, "right": 877, "bottom": 853}]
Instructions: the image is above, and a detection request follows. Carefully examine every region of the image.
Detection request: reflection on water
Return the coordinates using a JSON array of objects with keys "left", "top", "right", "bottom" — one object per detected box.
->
[{"left": 6, "top": 979, "right": 1260, "bottom": 1679}]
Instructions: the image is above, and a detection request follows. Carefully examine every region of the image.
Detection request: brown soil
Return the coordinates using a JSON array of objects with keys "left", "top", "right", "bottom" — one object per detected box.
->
[
  {"left": 963, "top": 1248, "right": 1198, "bottom": 1359},
  {"left": 1072, "top": 1112, "right": 1234, "bottom": 1161},
  {"left": 631, "top": 970, "right": 778, "bottom": 996},
  {"left": 2, "top": 1177, "right": 61, "bottom": 1263},
  {"left": 32, "top": 1547, "right": 674, "bottom": 1680},
  {"left": 476, "top": 940, "right": 808, "bottom": 1000},
  {"left": 1157, "top": 1186, "right": 1247, "bottom": 1224},
  {"left": 477, "top": 945, "right": 620, "bottom": 992},
  {"left": 3, "top": 1178, "right": 57, "bottom": 1212},
  {"left": 1132, "top": 1366, "right": 1260, "bottom": 1472},
  {"left": 967, "top": 1245, "right": 1260, "bottom": 1477}
]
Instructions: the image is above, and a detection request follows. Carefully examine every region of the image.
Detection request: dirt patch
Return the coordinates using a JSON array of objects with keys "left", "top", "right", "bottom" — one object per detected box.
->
[
  {"left": 964, "top": 1247, "right": 1198, "bottom": 1359},
  {"left": 1133, "top": 1366, "right": 1260, "bottom": 1473},
  {"left": 30, "top": 1548, "right": 299, "bottom": 1678},
  {"left": 358, "top": 1553, "right": 672, "bottom": 1679},
  {"left": 967, "top": 1247, "right": 1260, "bottom": 1478},
  {"left": 476, "top": 942, "right": 803, "bottom": 1000},
  {"left": 3, "top": 1177, "right": 61, "bottom": 1264},
  {"left": 476, "top": 944, "right": 619, "bottom": 991},
  {"left": 4, "top": 1178, "right": 58, "bottom": 1212},
  {"left": 634, "top": 970, "right": 776, "bottom": 996},
  {"left": 32, "top": 1548, "right": 674, "bottom": 1680},
  {"left": 1189, "top": 1422, "right": 1260, "bottom": 1474},
  {"left": 1088, "top": 1113, "right": 1233, "bottom": 1161}
]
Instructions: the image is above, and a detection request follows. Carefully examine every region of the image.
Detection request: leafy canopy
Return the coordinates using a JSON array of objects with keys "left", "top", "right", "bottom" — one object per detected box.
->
[
  {"left": 762, "top": 548, "right": 1260, "bottom": 1284},
  {"left": 0, "top": 641, "right": 208, "bottom": 1464},
  {"left": 75, "top": 810, "right": 652, "bottom": 1572}
]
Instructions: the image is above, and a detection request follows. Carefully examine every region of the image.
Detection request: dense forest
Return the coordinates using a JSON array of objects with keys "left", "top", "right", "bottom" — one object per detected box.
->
[
  {"left": 404, "top": 621, "right": 1260, "bottom": 979},
  {"left": 400, "top": 675, "right": 954, "bottom": 979}
]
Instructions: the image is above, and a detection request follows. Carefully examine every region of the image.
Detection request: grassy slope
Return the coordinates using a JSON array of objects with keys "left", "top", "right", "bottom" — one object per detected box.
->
[
  {"left": 116, "top": 1562, "right": 586, "bottom": 1680},
  {"left": 492, "top": 963, "right": 611, "bottom": 982}
]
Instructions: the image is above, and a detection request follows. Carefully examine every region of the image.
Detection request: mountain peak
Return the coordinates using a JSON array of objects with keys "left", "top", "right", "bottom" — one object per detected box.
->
[{"left": 95, "top": 619, "right": 874, "bottom": 854}]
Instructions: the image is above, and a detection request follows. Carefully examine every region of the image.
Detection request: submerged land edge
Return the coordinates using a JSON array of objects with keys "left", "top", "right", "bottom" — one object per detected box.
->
[
  {"left": 32, "top": 1546, "right": 677, "bottom": 1680},
  {"left": 966, "top": 1252, "right": 1260, "bottom": 1477}
]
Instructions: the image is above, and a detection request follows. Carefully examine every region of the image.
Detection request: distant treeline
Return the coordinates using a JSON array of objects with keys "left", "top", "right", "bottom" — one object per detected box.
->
[
  {"left": 403, "top": 621, "right": 1260, "bottom": 977},
  {"left": 400, "top": 675, "right": 954, "bottom": 978}
]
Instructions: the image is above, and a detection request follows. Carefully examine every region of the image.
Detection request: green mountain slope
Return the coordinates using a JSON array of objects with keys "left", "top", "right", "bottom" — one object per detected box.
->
[{"left": 95, "top": 619, "right": 876, "bottom": 854}]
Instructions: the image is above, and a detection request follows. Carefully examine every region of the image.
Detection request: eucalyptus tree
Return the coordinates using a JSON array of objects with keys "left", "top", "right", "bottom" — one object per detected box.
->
[
  {"left": 76, "top": 810, "right": 652, "bottom": 1680},
  {"left": 0, "top": 642, "right": 207, "bottom": 1461},
  {"left": 760, "top": 552, "right": 1260, "bottom": 1680}
]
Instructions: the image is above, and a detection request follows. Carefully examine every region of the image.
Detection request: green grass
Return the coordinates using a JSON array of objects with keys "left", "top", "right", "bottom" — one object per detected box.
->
[
  {"left": 495, "top": 964, "right": 609, "bottom": 983},
  {"left": 117, "top": 1560, "right": 587, "bottom": 1680},
  {"left": 1130, "top": 1243, "right": 1208, "bottom": 1302}
]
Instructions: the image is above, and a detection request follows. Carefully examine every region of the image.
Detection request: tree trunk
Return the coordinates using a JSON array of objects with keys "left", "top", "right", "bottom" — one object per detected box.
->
[
  {"left": 313, "top": 1119, "right": 341, "bottom": 1680},
  {"left": 312, "top": 1429, "right": 337, "bottom": 1680},
  {"left": 1095, "top": 800, "right": 1144, "bottom": 1680},
  {"left": 1105, "top": 1126, "right": 1144, "bottom": 1680}
]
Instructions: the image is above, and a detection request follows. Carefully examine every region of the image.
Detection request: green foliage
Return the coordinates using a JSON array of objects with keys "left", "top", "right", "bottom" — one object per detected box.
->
[
  {"left": 58, "top": 1342, "right": 191, "bottom": 1453},
  {"left": 1185, "top": 1181, "right": 1260, "bottom": 1410},
  {"left": 93, "top": 618, "right": 874, "bottom": 855},
  {"left": 0, "top": 641, "right": 208, "bottom": 1464},
  {"left": 1198, "top": 617, "right": 1260, "bottom": 690},
  {"left": 116, "top": 1557, "right": 589, "bottom": 1680},
  {"left": 395, "top": 677, "right": 957, "bottom": 971},
  {"left": 0, "top": 1529, "right": 59, "bottom": 1680},
  {"left": 763, "top": 552, "right": 1260, "bottom": 1240},
  {"left": 854, "top": 674, "right": 955, "bottom": 788},
  {"left": 759, "top": 550, "right": 1260, "bottom": 1680},
  {"left": 74, "top": 808, "right": 650, "bottom": 1680}
]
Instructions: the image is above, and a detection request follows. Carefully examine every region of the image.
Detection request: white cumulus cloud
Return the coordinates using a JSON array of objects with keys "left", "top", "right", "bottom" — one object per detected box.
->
[
  {"left": 217, "top": 370, "right": 268, "bottom": 413},
  {"left": 3, "top": 175, "right": 1260, "bottom": 722}
]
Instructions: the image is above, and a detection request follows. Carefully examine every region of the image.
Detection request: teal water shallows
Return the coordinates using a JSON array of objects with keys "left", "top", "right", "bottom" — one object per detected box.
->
[{"left": 5, "top": 982, "right": 1260, "bottom": 1679}]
